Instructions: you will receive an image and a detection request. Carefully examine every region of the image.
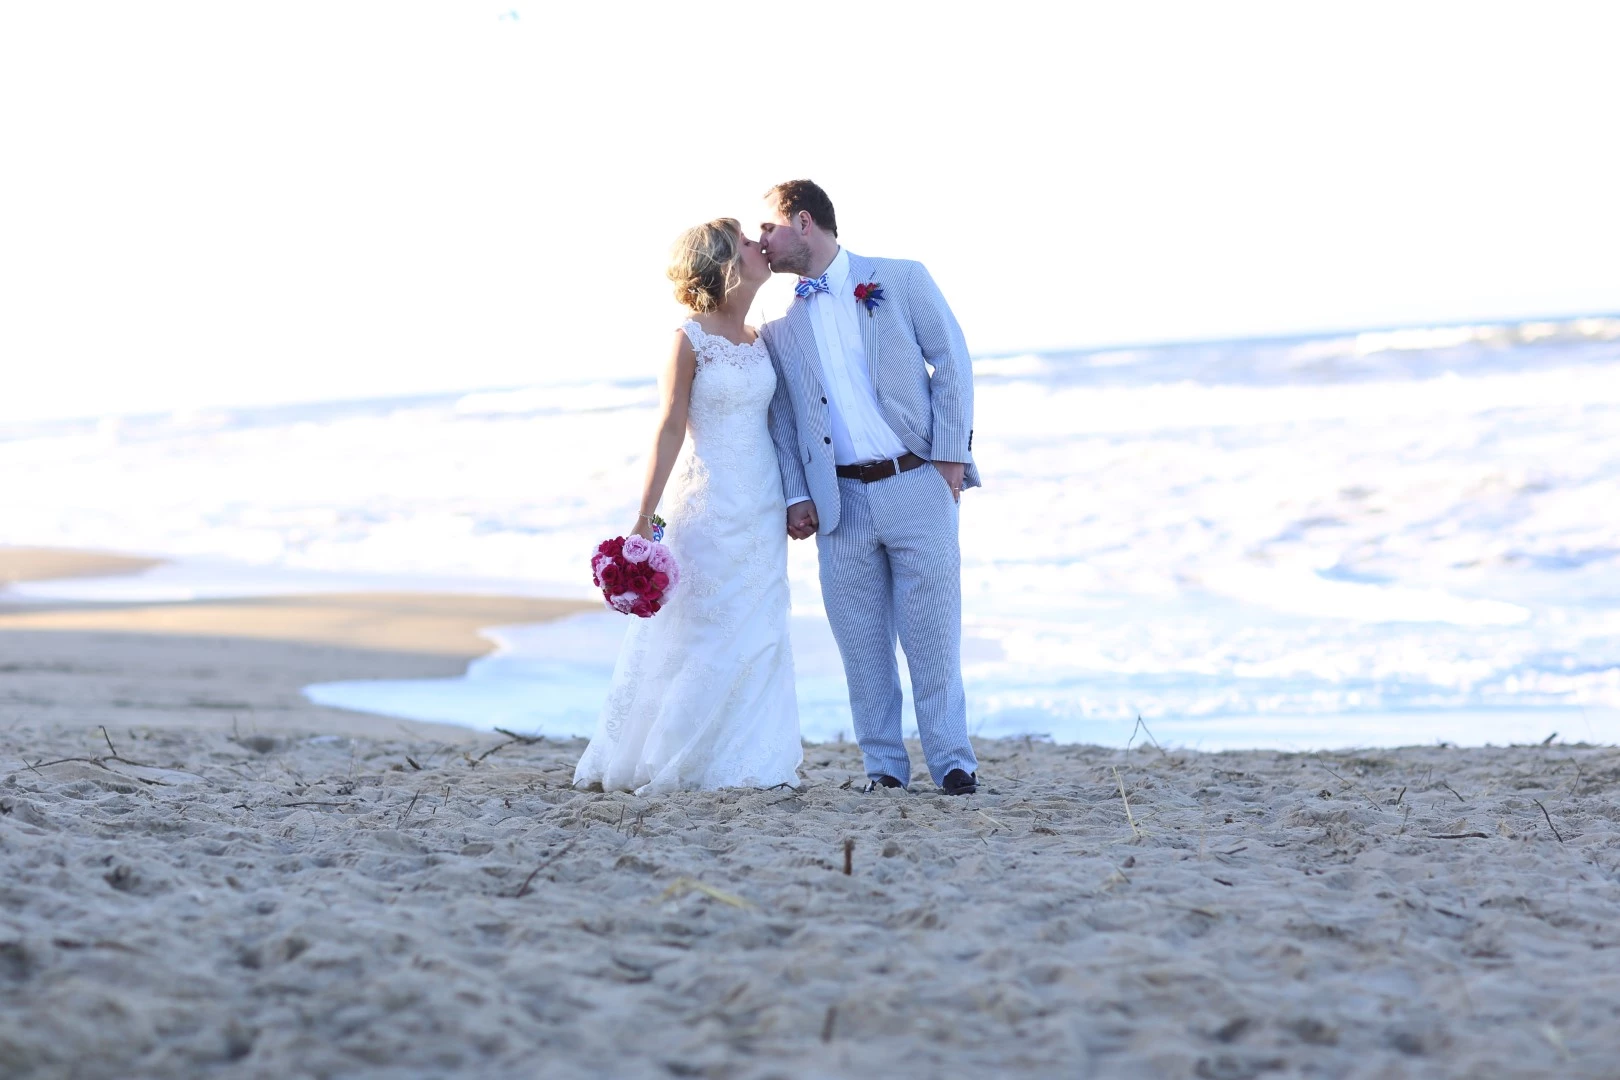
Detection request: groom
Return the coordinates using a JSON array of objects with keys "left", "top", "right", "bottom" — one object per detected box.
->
[{"left": 757, "top": 180, "right": 980, "bottom": 796}]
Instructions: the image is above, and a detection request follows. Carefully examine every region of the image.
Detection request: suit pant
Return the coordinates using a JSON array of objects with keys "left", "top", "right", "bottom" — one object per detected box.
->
[{"left": 817, "top": 461, "right": 977, "bottom": 786}]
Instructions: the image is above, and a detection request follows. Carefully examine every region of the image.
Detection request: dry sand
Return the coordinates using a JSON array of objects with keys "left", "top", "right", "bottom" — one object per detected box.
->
[
  {"left": 4, "top": 729, "right": 1619, "bottom": 1079},
  {"left": 3, "top": 549, "right": 1619, "bottom": 1078},
  {"left": 0, "top": 546, "right": 163, "bottom": 586}
]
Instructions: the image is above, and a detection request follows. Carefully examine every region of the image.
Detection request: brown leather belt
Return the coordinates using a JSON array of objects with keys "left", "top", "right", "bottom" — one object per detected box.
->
[{"left": 835, "top": 452, "right": 926, "bottom": 483}]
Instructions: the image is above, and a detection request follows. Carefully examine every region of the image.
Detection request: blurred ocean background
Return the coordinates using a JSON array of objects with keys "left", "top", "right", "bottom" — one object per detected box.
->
[{"left": 6, "top": 315, "right": 1620, "bottom": 749}]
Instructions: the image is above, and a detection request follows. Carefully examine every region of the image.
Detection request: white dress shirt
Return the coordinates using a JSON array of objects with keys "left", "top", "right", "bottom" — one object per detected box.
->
[{"left": 805, "top": 247, "right": 910, "bottom": 468}]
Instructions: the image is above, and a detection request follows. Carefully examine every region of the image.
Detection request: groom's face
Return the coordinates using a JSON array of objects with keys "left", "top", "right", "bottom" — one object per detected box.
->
[{"left": 759, "top": 206, "right": 812, "bottom": 276}]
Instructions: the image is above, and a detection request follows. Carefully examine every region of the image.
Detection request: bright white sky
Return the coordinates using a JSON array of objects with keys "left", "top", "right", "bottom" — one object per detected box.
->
[{"left": 3, "top": 1, "right": 1618, "bottom": 422}]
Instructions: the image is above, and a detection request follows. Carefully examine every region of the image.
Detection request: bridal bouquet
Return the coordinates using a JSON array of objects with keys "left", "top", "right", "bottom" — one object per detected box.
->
[{"left": 591, "top": 533, "right": 680, "bottom": 618}]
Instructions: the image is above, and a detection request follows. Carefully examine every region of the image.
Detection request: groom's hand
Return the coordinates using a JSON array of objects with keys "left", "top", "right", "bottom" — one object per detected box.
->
[
  {"left": 933, "top": 461, "right": 966, "bottom": 503},
  {"left": 787, "top": 500, "right": 818, "bottom": 540}
]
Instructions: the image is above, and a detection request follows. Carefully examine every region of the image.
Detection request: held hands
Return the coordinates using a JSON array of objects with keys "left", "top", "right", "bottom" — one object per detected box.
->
[
  {"left": 933, "top": 461, "right": 966, "bottom": 503},
  {"left": 787, "top": 501, "right": 818, "bottom": 540}
]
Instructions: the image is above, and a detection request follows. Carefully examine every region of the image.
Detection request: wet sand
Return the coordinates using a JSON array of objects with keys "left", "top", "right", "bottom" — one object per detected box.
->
[{"left": 0, "top": 546, "right": 594, "bottom": 741}]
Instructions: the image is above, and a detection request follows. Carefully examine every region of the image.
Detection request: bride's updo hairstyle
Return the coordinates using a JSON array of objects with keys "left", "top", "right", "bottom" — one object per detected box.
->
[{"left": 668, "top": 217, "right": 743, "bottom": 314}]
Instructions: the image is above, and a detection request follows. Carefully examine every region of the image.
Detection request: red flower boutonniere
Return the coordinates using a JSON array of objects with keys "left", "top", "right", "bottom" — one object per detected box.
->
[{"left": 853, "top": 281, "right": 884, "bottom": 315}]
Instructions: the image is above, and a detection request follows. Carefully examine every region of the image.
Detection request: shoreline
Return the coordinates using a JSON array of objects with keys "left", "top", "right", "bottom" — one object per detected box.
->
[{"left": 0, "top": 546, "right": 595, "bottom": 742}]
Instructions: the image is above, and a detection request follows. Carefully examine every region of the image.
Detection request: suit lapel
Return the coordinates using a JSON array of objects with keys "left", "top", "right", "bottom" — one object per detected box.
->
[
  {"left": 846, "top": 252, "right": 881, "bottom": 384},
  {"left": 784, "top": 293, "right": 826, "bottom": 395}
]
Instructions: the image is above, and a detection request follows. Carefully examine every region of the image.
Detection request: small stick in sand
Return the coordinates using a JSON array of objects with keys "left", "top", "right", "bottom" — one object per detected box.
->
[
  {"left": 1318, "top": 762, "right": 1383, "bottom": 813},
  {"left": 470, "top": 740, "right": 515, "bottom": 766},
  {"left": 95, "top": 725, "right": 160, "bottom": 769},
  {"left": 1541, "top": 732, "right": 1558, "bottom": 746},
  {"left": 1427, "top": 832, "right": 1490, "bottom": 839},
  {"left": 397, "top": 790, "right": 422, "bottom": 825},
  {"left": 1125, "top": 715, "right": 1166, "bottom": 756},
  {"left": 821, "top": 1005, "right": 837, "bottom": 1042},
  {"left": 1533, "top": 798, "right": 1565, "bottom": 843},
  {"left": 843, "top": 838, "right": 854, "bottom": 876},
  {"left": 405, "top": 756, "right": 421, "bottom": 771},
  {"left": 493, "top": 726, "right": 542, "bottom": 744},
  {"left": 30, "top": 756, "right": 168, "bottom": 786},
  {"left": 1440, "top": 780, "right": 1466, "bottom": 803},
  {"left": 514, "top": 836, "right": 581, "bottom": 898},
  {"left": 1393, "top": 786, "right": 1406, "bottom": 806},
  {"left": 1111, "top": 766, "right": 1142, "bottom": 841},
  {"left": 661, "top": 877, "right": 753, "bottom": 909}
]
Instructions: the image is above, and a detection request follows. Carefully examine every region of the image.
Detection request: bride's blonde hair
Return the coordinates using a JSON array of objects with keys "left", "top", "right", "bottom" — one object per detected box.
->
[{"left": 667, "top": 218, "right": 743, "bottom": 314}]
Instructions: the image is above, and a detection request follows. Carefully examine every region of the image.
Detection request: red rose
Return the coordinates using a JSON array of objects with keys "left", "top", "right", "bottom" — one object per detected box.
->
[
  {"left": 651, "top": 571, "right": 669, "bottom": 590},
  {"left": 599, "top": 563, "right": 624, "bottom": 589}
]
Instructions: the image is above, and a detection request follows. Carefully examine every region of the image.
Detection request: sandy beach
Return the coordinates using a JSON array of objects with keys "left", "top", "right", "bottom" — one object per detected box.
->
[{"left": 3, "top": 549, "right": 1619, "bottom": 1077}]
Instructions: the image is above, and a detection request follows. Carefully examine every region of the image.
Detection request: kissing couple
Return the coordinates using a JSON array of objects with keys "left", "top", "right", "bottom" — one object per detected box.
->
[{"left": 573, "top": 180, "right": 980, "bottom": 797}]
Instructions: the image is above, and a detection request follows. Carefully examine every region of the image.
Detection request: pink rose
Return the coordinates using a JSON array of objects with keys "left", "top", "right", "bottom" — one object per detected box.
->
[
  {"left": 610, "top": 591, "right": 638, "bottom": 614},
  {"left": 591, "top": 553, "right": 612, "bottom": 586},
  {"left": 648, "top": 546, "right": 679, "bottom": 590},
  {"left": 621, "top": 534, "right": 653, "bottom": 564}
]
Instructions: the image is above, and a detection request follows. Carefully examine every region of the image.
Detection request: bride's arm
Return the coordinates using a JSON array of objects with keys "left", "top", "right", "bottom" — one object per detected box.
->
[{"left": 630, "top": 331, "right": 698, "bottom": 539}]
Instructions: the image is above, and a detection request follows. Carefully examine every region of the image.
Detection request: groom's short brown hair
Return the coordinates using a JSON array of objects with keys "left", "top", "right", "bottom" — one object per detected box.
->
[{"left": 765, "top": 180, "right": 838, "bottom": 238}]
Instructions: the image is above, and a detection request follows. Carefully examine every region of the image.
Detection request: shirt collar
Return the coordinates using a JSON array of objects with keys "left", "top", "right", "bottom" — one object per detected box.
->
[{"left": 822, "top": 247, "right": 852, "bottom": 293}]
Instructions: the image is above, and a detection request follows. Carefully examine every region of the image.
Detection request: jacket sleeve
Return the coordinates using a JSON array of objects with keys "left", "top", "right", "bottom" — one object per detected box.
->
[
  {"left": 906, "top": 261, "right": 974, "bottom": 464},
  {"left": 762, "top": 326, "right": 811, "bottom": 503}
]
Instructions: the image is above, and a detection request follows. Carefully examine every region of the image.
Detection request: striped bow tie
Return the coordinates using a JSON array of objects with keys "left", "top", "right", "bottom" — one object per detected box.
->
[{"left": 794, "top": 273, "right": 831, "bottom": 299}]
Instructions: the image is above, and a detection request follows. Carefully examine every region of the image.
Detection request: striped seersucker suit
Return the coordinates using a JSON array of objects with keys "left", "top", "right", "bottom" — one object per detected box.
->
[{"left": 760, "top": 251, "right": 978, "bottom": 787}]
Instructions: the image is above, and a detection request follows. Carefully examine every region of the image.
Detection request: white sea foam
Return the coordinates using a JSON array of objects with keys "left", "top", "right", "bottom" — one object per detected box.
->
[{"left": 6, "top": 317, "right": 1620, "bottom": 747}]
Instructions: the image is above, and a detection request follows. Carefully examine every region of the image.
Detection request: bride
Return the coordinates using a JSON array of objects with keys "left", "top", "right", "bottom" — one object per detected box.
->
[{"left": 572, "top": 218, "right": 803, "bottom": 794}]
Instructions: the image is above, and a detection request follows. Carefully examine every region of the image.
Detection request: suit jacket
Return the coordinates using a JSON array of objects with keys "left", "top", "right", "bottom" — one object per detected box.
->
[{"left": 760, "top": 251, "right": 978, "bottom": 536}]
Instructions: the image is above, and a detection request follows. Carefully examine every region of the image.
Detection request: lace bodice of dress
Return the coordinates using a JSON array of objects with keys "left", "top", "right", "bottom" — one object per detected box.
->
[{"left": 680, "top": 320, "right": 776, "bottom": 445}]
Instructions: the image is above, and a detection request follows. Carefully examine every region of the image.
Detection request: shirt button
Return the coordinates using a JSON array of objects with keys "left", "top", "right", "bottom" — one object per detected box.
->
[
  {"left": 823, "top": 436, "right": 832, "bottom": 444},
  {"left": 821, "top": 397, "right": 828, "bottom": 404}
]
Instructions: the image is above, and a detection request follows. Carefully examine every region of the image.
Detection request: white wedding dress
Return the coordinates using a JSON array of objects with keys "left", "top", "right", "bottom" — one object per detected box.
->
[{"left": 572, "top": 321, "right": 803, "bottom": 794}]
